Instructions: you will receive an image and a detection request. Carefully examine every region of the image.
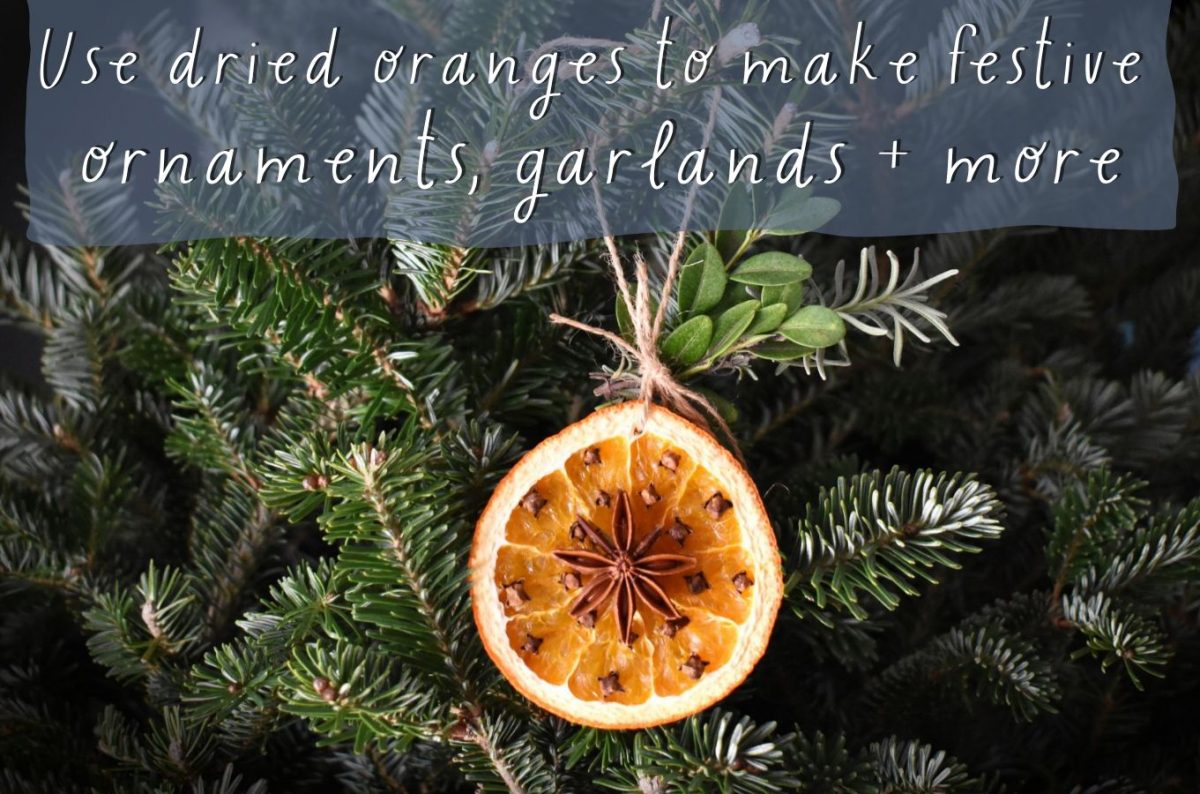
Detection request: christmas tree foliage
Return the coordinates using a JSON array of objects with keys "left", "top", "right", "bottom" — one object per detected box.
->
[{"left": 2, "top": 1, "right": 1200, "bottom": 792}]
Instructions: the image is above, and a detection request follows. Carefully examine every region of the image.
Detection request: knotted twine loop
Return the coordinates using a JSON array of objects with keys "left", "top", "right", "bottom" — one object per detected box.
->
[
  {"left": 548, "top": 85, "right": 741, "bottom": 459},
  {"left": 549, "top": 232, "right": 745, "bottom": 463}
]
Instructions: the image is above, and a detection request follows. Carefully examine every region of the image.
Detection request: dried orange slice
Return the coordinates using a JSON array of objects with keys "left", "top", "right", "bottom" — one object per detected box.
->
[{"left": 470, "top": 402, "right": 783, "bottom": 729}]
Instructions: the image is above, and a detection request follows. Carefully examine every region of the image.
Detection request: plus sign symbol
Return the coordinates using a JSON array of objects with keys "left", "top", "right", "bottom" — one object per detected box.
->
[{"left": 879, "top": 139, "right": 911, "bottom": 169}]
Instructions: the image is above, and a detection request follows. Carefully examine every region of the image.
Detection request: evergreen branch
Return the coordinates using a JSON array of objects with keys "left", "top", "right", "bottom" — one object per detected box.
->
[
  {"left": 41, "top": 304, "right": 112, "bottom": 413},
  {"left": 596, "top": 709, "right": 797, "bottom": 794},
  {"left": 166, "top": 365, "right": 262, "bottom": 490},
  {"left": 866, "top": 737, "right": 982, "bottom": 794},
  {"left": 188, "top": 481, "right": 280, "bottom": 643},
  {"left": 83, "top": 562, "right": 203, "bottom": 687},
  {"left": 826, "top": 248, "right": 959, "bottom": 368},
  {"left": 0, "top": 239, "right": 69, "bottom": 331},
  {"left": 1059, "top": 592, "right": 1170, "bottom": 689},
  {"left": 185, "top": 561, "right": 354, "bottom": 746},
  {"left": 137, "top": 561, "right": 204, "bottom": 660},
  {"left": 191, "top": 765, "right": 269, "bottom": 794},
  {"left": 327, "top": 438, "right": 482, "bottom": 700},
  {"left": 862, "top": 622, "right": 1061, "bottom": 723},
  {"left": 1078, "top": 500, "right": 1200, "bottom": 598},
  {"left": 172, "top": 238, "right": 454, "bottom": 426},
  {"left": 394, "top": 239, "right": 594, "bottom": 322},
  {"left": 786, "top": 732, "right": 874, "bottom": 794},
  {"left": 237, "top": 560, "right": 355, "bottom": 648},
  {"left": 96, "top": 704, "right": 153, "bottom": 770},
  {"left": 392, "top": 243, "right": 477, "bottom": 320},
  {"left": 0, "top": 492, "right": 78, "bottom": 592},
  {"left": 1047, "top": 471, "right": 1145, "bottom": 608},
  {"left": 139, "top": 706, "right": 219, "bottom": 783},
  {"left": 70, "top": 451, "right": 152, "bottom": 573},
  {"left": 949, "top": 273, "right": 1092, "bottom": 337},
  {"left": 185, "top": 641, "right": 285, "bottom": 747},
  {"left": 786, "top": 469, "right": 1004, "bottom": 623},
  {"left": 0, "top": 389, "right": 74, "bottom": 492},
  {"left": 1050, "top": 372, "right": 1196, "bottom": 471},
  {"left": 257, "top": 426, "right": 341, "bottom": 524},
  {"left": 25, "top": 167, "right": 137, "bottom": 250},
  {"left": 1018, "top": 418, "right": 1113, "bottom": 502},
  {"left": 562, "top": 724, "right": 639, "bottom": 774},
  {"left": 84, "top": 586, "right": 158, "bottom": 685},
  {"left": 280, "top": 638, "right": 445, "bottom": 753},
  {"left": 319, "top": 429, "right": 533, "bottom": 789},
  {"left": 452, "top": 712, "right": 549, "bottom": 794},
  {"left": 229, "top": 238, "right": 418, "bottom": 403}
]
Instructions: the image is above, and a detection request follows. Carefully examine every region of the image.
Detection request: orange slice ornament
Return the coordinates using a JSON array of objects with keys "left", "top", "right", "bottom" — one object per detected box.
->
[{"left": 470, "top": 402, "right": 783, "bottom": 729}]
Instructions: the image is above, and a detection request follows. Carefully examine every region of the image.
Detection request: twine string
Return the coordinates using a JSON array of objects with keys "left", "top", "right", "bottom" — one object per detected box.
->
[
  {"left": 548, "top": 86, "right": 742, "bottom": 458},
  {"left": 549, "top": 234, "right": 742, "bottom": 460}
]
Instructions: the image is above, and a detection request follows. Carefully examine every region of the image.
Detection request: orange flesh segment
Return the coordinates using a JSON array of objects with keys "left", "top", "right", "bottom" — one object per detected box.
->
[
  {"left": 494, "top": 545, "right": 575, "bottom": 615},
  {"left": 504, "top": 611, "right": 589, "bottom": 686},
  {"left": 628, "top": 433, "right": 697, "bottom": 530},
  {"left": 492, "top": 431, "right": 760, "bottom": 703},
  {"left": 563, "top": 436, "right": 629, "bottom": 532},
  {"left": 652, "top": 608, "right": 740, "bottom": 696},
  {"left": 502, "top": 469, "right": 581, "bottom": 550},
  {"left": 569, "top": 609, "right": 654, "bottom": 704}
]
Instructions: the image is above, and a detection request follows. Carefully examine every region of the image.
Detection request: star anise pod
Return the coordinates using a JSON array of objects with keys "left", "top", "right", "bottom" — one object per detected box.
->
[{"left": 553, "top": 490, "right": 696, "bottom": 646}]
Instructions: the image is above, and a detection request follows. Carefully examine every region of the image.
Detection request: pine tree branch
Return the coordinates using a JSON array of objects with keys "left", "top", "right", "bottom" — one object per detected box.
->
[
  {"left": 786, "top": 468, "right": 1004, "bottom": 623},
  {"left": 355, "top": 449, "right": 479, "bottom": 703},
  {"left": 465, "top": 724, "right": 527, "bottom": 794},
  {"left": 234, "top": 239, "right": 428, "bottom": 420},
  {"left": 1046, "top": 471, "right": 1145, "bottom": 614}
]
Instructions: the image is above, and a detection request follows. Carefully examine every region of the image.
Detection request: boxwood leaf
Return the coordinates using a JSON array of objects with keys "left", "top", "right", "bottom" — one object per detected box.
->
[
  {"left": 763, "top": 282, "right": 807, "bottom": 314},
  {"left": 661, "top": 315, "right": 713, "bottom": 366},
  {"left": 707, "top": 300, "right": 759, "bottom": 359},
  {"left": 747, "top": 303, "right": 788, "bottom": 335},
  {"left": 780, "top": 282, "right": 807, "bottom": 313},
  {"left": 763, "top": 196, "right": 842, "bottom": 235},
  {"left": 715, "top": 184, "right": 758, "bottom": 262},
  {"left": 753, "top": 341, "right": 817, "bottom": 361},
  {"left": 779, "top": 305, "right": 846, "bottom": 349},
  {"left": 730, "top": 253, "right": 813, "bottom": 287},
  {"left": 616, "top": 294, "right": 658, "bottom": 340},
  {"left": 678, "top": 244, "right": 726, "bottom": 314},
  {"left": 616, "top": 295, "right": 633, "bottom": 339}
]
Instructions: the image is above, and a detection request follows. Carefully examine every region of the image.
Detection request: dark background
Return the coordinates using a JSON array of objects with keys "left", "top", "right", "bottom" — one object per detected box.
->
[{"left": 1, "top": 2, "right": 37, "bottom": 383}]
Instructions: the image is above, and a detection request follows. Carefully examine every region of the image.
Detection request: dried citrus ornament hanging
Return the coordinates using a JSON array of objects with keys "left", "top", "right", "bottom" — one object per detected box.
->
[{"left": 470, "top": 401, "right": 783, "bottom": 729}]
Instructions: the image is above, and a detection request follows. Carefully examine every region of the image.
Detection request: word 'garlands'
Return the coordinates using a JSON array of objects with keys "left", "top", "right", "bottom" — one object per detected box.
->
[{"left": 470, "top": 402, "right": 784, "bottom": 729}]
